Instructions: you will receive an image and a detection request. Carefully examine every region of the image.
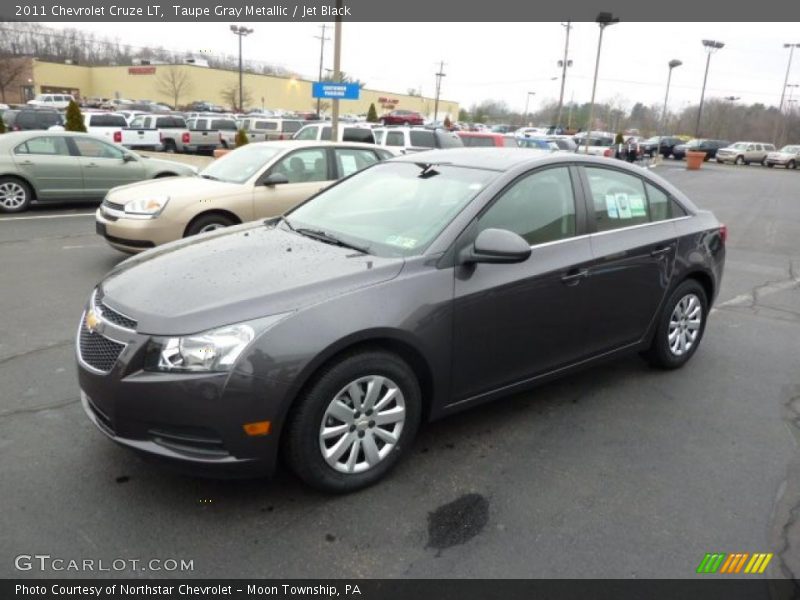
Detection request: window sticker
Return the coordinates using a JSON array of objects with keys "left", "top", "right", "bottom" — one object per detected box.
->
[
  {"left": 628, "top": 194, "right": 647, "bottom": 217},
  {"left": 385, "top": 235, "right": 418, "bottom": 249},
  {"left": 605, "top": 194, "right": 619, "bottom": 219},
  {"left": 615, "top": 193, "right": 632, "bottom": 219}
]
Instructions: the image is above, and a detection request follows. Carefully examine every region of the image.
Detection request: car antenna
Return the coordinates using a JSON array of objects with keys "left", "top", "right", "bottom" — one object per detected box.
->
[{"left": 414, "top": 162, "right": 441, "bottom": 178}]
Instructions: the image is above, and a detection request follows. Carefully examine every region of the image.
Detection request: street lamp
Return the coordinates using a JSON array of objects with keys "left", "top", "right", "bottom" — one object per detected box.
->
[
  {"left": 555, "top": 21, "right": 572, "bottom": 128},
  {"left": 524, "top": 92, "right": 535, "bottom": 126},
  {"left": 657, "top": 59, "right": 682, "bottom": 160},
  {"left": 230, "top": 25, "right": 254, "bottom": 113},
  {"left": 772, "top": 44, "right": 800, "bottom": 145},
  {"left": 585, "top": 12, "right": 620, "bottom": 153},
  {"left": 695, "top": 39, "right": 725, "bottom": 137}
]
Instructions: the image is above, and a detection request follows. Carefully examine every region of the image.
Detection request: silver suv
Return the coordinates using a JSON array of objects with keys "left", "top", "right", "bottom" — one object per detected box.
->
[{"left": 716, "top": 141, "right": 777, "bottom": 165}]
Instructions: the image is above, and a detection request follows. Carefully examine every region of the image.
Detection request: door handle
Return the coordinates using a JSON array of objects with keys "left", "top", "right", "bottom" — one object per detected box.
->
[
  {"left": 561, "top": 268, "right": 589, "bottom": 285},
  {"left": 19, "top": 160, "right": 34, "bottom": 165},
  {"left": 85, "top": 162, "right": 99, "bottom": 168},
  {"left": 650, "top": 246, "right": 671, "bottom": 257}
]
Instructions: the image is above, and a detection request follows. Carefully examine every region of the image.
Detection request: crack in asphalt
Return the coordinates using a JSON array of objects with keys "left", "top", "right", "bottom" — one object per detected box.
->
[
  {"left": 713, "top": 260, "right": 800, "bottom": 322},
  {"left": 0, "top": 340, "right": 73, "bottom": 366},
  {"left": 0, "top": 397, "right": 80, "bottom": 419},
  {"left": 775, "top": 393, "right": 800, "bottom": 590}
]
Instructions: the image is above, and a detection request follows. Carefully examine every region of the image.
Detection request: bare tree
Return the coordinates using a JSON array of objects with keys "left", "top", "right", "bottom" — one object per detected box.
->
[
  {"left": 0, "top": 55, "right": 28, "bottom": 103},
  {"left": 221, "top": 84, "right": 252, "bottom": 112},
  {"left": 156, "top": 66, "right": 191, "bottom": 109}
]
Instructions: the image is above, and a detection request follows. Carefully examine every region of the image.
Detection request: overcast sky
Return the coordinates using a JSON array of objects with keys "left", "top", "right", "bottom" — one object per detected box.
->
[{"left": 46, "top": 22, "right": 800, "bottom": 113}]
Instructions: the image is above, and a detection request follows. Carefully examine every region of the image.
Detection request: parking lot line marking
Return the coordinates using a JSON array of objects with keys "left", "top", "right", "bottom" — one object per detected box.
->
[{"left": 0, "top": 212, "right": 96, "bottom": 221}]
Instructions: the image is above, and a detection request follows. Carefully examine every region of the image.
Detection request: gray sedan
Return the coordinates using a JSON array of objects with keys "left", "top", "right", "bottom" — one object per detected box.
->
[
  {"left": 0, "top": 131, "right": 197, "bottom": 213},
  {"left": 77, "top": 149, "right": 725, "bottom": 492}
]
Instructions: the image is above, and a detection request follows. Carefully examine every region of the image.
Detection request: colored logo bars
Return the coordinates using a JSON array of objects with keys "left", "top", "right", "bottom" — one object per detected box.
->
[{"left": 696, "top": 553, "right": 773, "bottom": 574}]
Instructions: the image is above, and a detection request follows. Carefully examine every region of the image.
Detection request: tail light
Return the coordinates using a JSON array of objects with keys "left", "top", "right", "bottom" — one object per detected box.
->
[
  {"left": 279, "top": 134, "right": 285, "bottom": 140},
  {"left": 113, "top": 131, "right": 122, "bottom": 143},
  {"left": 719, "top": 224, "right": 727, "bottom": 244},
  {"left": 159, "top": 131, "right": 164, "bottom": 142},
  {"left": 603, "top": 148, "right": 613, "bottom": 157},
  {"left": 182, "top": 132, "right": 190, "bottom": 144}
]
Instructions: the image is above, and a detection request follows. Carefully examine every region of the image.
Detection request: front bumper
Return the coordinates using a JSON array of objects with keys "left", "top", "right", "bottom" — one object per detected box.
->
[
  {"left": 76, "top": 306, "right": 286, "bottom": 478},
  {"left": 95, "top": 207, "right": 179, "bottom": 253}
]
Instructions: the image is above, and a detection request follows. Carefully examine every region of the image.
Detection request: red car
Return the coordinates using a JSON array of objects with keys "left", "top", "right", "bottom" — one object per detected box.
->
[
  {"left": 380, "top": 110, "right": 424, "bottom": 126},
  {"left": 457, "top": 131, "right": 518, "bottom": 148}
]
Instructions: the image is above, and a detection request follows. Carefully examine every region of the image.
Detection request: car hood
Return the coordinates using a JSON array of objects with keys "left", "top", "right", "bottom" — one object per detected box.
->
[
  {"left": 767, "top": 151, "right": 794, "bottom": 158},
  {"left": 105, "top": 176, "right": 239, "bottom": 203},
  {"left": 98, "top": 222, "right": 405, "bottom": 335}
]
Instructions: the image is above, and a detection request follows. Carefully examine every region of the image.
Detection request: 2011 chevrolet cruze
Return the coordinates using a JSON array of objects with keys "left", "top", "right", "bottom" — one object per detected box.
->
[{"left": 77, "top": 149, "right": 726, "bottom": 492}]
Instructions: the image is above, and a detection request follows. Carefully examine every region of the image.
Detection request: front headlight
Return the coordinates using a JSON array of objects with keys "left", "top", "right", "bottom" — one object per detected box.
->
[
  {"left": 124, "top": 195, "right": 169, "bottom": 218},
  {"left": 144, "top": 313, "right": 291, "bottom": 373}
]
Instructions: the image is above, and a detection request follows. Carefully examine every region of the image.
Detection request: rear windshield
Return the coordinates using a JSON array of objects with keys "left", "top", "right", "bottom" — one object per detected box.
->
[
  {"left": 409, "top": 130, "right": 435, "bottom": 148},
  {"left": 212, "top": 120, "right": 237, "bottom": 131},
  {"left": 461, "top": 136, "right": 496, "bottom": 147},
  {"left": 281, "top": 120, "right": 303, "bottom": 133},
  {"left": 89, "top": 114, "right": 128, "bottom": 127},
  {"left": 343, "top": 128, "right": 374, "bottom": 143},
  {"left": 18, "top": 112, "right": 62, "bottom": 128}
]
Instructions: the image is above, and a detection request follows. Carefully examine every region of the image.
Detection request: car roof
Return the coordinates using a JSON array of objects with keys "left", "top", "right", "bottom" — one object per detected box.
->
[
  {"left": 391, "top": 147, "right": 659, "bottom": 172},
  {"left": 246, "top": 140, "right": 381, "bottom": 150}
]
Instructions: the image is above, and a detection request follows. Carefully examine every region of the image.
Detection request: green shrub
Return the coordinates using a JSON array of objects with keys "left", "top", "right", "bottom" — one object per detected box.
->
[
  {"left": 366, "top": 103, "right": 378, "bottom": 123},
  {"left": 64, "top": 100, "right": 87, "bottom": 132},
  {"left": 235, "top": 128, "right": 249, "bottom": 147}
]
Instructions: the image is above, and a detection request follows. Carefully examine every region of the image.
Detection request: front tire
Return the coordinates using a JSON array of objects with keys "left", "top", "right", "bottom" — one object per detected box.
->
[
  {"left": 735, "top": 155, "right": 744, "bottom": 165},
  {"left": 643, "top": 280, "right": 708, "bottom": 370},
  {"left": 0, "top": 177, "right": 32, "bottom": 213},
  {"left": 184, "top": 213, "right": 236, "bottom": 236},
  {"left": 284, "top": 350, "right": 422, "bottom": 493},
  {"left": 788, "top": 160, "right": 796, "bottom": 169}
]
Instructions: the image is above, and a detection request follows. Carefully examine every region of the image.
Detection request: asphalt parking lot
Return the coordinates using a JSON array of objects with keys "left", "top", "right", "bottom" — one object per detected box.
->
[{"left": 0, "top": 160, "right": 798, "bottom": 579}]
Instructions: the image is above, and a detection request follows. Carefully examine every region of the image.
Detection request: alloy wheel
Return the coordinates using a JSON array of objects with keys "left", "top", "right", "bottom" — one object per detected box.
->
[
  {"left": 0, "top": 182, "right": 26, "bottom": 210},
  {"left": 668, "top": 293, "right": 702, "bottom": 356},
  {"left": 319, "top": 375, "right": 406, "bottom": 474}
]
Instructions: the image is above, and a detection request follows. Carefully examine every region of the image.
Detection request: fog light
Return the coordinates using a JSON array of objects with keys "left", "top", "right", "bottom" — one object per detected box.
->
[{"left": 243, "top": 421, "right": 271, "bottom": 436}]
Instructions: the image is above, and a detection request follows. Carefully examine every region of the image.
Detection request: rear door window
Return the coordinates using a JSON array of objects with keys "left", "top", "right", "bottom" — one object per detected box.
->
[
  {"left": 334, "top": 148, "right": 380, "bottom": 177},
  {"left": 385, "top": 131, "right": 405, "bottom": 147},
  {"left": 15, "top": 136, "right": 71, "bottom": 156},
  {"left": 584, "top": 167, "right": 650, "bottom": 231},
  {"left": 409, "top": 130, "right": 435, "bottom": 148}
]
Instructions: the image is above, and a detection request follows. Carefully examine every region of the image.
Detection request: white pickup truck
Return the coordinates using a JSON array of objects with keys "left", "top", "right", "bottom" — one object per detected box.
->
[
  {"left": 128, "top": 113, "right": 189, "bottom": 153},
  {"left": 183, "top": 117, "right": 238, "bottom": 154},
  {"left": 83, "top": 112, "right": 163, "bottom": 151}
]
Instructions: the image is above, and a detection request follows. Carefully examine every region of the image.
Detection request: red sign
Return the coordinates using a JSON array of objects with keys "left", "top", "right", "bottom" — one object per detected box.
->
[
  {"left": 128, "top": 66, "right": 156, "bottom": 75},
  {"left": 378, "top": 97, "right": 399, "bottom": 105}
]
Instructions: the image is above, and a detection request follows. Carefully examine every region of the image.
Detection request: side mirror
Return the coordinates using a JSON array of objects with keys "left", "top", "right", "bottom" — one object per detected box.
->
[
  {"left": 122, "top": 153, "right": 136, "bottom": 163},
  {"left": 460, "top": 228, "right": 532, "bottom": 265},
  {"left": 263, "top": 172, "right": 289, "bottom": 186}
]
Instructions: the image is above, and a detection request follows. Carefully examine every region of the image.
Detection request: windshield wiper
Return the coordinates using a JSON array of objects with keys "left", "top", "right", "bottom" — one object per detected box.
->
[
  {"left": 294, "top": 227, "right": 370, "bottom": 254},
  {"left": 200, "top": 174, "right": 220, "bottom": 181},
  {"left": 271, "top": 215, "right": 295, "bottom": 231}
]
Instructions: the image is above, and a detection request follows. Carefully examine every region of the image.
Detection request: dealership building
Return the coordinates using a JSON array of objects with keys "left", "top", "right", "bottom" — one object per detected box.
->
[{"left": 5, "top": 58, "right": 459, "bottom": 118}]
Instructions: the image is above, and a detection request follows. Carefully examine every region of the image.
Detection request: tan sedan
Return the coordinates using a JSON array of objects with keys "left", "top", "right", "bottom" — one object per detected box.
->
[{"left": 95, "top": 141, "right": 394, "bottom": 253}]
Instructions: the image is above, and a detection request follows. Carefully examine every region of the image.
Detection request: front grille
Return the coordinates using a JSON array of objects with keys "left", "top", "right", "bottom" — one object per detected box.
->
[
  {"left": 79, "top": 327, "right": 125, "bottom": 373},
  {"left": 86, "top": 396, "right": 115, "bottom": 434},
  {"left": 149, "top": 427, "right": 229, "bottom": 458},
  {"left": 99, "top": 303, "right": 137, "bottom": 330}
]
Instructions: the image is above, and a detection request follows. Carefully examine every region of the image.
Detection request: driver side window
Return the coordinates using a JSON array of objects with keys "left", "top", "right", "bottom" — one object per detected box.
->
[{"left": 478, "top": 167, "right": 577, "bottom": 246}]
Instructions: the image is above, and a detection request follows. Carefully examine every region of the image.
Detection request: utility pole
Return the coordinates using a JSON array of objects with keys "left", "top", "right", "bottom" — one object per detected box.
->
[
  {"left": 555, "top": 21, "right": 572, "bottom": 128},
  {"left": 314, "top": 24, "right": 330, "bottom": 118},
  {"left": 230, "top": 25, "right": 254, "bottom": 112},
  {"left": 772, "top": 43, "right": 800, "bottom": 146},
  {"left": 433, "top": 61, "right": 446, "bottom": 123},
  {"left": 330, "top": 0, "right": 343, "bottom": 141}
]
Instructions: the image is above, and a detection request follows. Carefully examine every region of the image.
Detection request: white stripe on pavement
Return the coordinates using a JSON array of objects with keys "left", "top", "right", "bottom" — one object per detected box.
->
[{"left": 0, "top": 212, "right": 96, "bottom": 221}]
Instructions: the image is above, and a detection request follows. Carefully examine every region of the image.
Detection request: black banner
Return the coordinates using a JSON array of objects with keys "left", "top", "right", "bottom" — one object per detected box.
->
[
  {"left": 3, "top": 579, "right": 799, "bottom": 600},
  {"left": 3, "top": 0, "right": 800, "bottom": 22}
]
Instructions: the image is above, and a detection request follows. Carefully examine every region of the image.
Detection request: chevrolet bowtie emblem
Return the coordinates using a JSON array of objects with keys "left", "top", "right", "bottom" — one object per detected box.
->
[{"left": 85, "top": 310, "right": 101, "bottom": 334}]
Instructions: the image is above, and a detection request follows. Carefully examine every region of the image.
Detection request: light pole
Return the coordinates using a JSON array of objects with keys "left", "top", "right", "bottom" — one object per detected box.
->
[
  {"left": 772, "top": 44, "right": 800, "bottom": 145},
  {"left": 695, "top": 39, "right": 724, "bottom": 137},
  {"left": 314, "top": 25, "right": 330, "bottom": 118},
  {"left": 657, "top": 59, "right": 682, "bottom": 161},
  {"left": 230, "top": 25, "right": 254, "bottom": 113},
  {"left": 523, "top": 92, "right": 536, "bottom": 126},
  {"left": 585, "top": 12, "right": 619, "bottom": 153},
  {"left": 555, "top": 22, "right": 572, "bottom": 128},
  {"left": 433, "top": 61, "right": 446, "bottom": 123}
]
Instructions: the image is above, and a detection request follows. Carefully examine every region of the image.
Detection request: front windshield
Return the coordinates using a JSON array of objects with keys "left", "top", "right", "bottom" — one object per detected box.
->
[
  {"left": 731, "top": 143, "right": 747, "bottom": 150},
  {"left": 780, "top": 145, "right": 800, "bottom": 153},
  {"left": 199, "top": 145, "right": 282, "bottom": 184},
  {"left": 686, "top": 139, "right": 703, "bottom": 147},
  {"left": 286, "top": 162, "right": 497, "bottom": 257}
]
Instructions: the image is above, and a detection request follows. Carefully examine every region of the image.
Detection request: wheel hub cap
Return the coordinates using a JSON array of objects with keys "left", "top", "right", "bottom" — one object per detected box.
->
[
  {"left": 0, "top": 183, "right": 25, "bottom": 209},
  {"left": 319, "top": 375, "right": 406, "bottom": 474},
  {"left": 668, "top": 293, "right": 702, "bottom": 356}
]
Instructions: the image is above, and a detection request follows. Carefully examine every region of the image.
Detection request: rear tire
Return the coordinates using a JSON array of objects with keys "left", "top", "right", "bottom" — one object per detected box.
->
[
  {"left": 284, "top": 350, "right": 421, "bottom": 493},
  {"left": 642, "top": 279, "right": 708, "bottom": 370},
  {"left": 184, "top": 213, "right": 236, "bottom": 236},
  {"left": 163, "top": 139, "right": 177, "bottom": 153},
  {"left": 0, "top": 177, "right": 32, "bottom": 213},
  {"left": 767, "top": 162, "right": 774, "bottom": 168}
]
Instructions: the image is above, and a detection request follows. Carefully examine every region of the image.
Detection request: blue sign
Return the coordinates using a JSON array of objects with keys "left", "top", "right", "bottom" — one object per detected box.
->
[{"left": 312, "top": 82, "right": 361, "bottom": 100}]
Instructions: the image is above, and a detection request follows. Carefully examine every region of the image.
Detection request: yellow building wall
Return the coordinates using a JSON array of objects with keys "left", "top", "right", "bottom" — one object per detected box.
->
[{"left": 30, "top": 61, "right": 459, "bottom": 118}]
